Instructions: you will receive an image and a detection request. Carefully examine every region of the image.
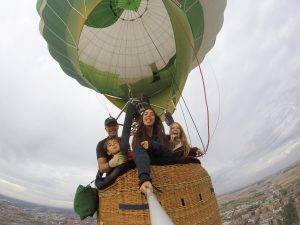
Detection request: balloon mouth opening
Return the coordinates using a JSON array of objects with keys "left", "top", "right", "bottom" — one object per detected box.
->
[
  {"left": 115, "top": 0, "right": 141, "bottom": 11},
  {"left": 111, "top": 0, "right": 148, "bottom": 21}
]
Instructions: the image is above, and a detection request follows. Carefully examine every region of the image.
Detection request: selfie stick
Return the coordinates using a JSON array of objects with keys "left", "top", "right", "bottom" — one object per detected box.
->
[{"left": 146, "top": 189, "right": 175, "bottom": 225}]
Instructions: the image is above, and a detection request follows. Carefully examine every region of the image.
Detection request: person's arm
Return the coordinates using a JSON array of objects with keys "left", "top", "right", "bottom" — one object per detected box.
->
[
  {"left": 96, "top": 140, "right": 111, "bottom": 172},
  {"left": 98, "top": 157, "right": 111, "bottom": 173},
  {"left": 141, "top": 140, "right": 174, "bottom": 158},
  {"left": 172, "top": 147, "right": 184, "bottom": 157},
  {"left": 108, "top": 153, "right": 126, "bottom": 168},
  {"left": 149, "top": 140, "right": 170, "bottom": 152},
  {"left": 141, "top": 140, "right": 170, "bottom": 152},
  {"left": 189, "top": 147, "right": 205, "bottom": 157},
  {"left": 120, "top": 102, "right": 136, "bottom": 155},
  {"left": 98, "top": 154, "right": 126, "bottom": 172},
  {"left": 188, "top": 147, "right": 198, "bottom": 157}
]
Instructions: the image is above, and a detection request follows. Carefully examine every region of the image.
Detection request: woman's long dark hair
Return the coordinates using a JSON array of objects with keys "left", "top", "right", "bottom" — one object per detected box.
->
[{"left": 132, "top": 107, "right": 167, "bottom": 150}]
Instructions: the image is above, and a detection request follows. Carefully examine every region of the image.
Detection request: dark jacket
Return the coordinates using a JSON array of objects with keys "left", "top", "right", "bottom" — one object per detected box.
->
[
  {"left": 133, "top": 140, "right": 200, "bottom": 185},
  {"left": 173, "top": 146, "right": 198, "bottom": 158}
]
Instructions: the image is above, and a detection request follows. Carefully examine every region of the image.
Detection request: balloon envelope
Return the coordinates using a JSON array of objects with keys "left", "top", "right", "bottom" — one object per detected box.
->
[{"left": 37, "top": 0, "right": 226, "bottom": 112}]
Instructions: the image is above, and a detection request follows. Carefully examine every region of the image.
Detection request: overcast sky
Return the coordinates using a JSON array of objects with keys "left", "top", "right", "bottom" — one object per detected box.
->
[{"left": 0, "top": 0, "right": 299, "bottom": 208}]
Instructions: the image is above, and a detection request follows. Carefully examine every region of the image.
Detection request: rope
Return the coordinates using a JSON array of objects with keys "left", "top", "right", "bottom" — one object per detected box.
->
[
  {"left": 167, "top": 1, "right": 211, "bottom": 152},
  {"left": 177, "top": 90, "right": 205, "bottom": 150},
  {"left": 207, "top": 60, "right": 221, "bottom": 140},
  {"left": 94, "top": 93, "right": 112, "bottom": 116},
  {"left": 178, "top": 100, "right": 192, "bottom": 145}
]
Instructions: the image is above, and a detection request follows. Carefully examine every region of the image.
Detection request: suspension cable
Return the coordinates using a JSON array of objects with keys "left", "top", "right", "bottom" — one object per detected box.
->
[
  {"left": 207, "top": 60, "right": 221, "bottom": 140},
  {"left": 167, "top": 2, "right": 211, "bottom": 152},
  {"left": 94, "top": 93, "right": 111, "bottom": 116},
  {"left": 179, "top": 100, "right": 192, "bottom": 145}
]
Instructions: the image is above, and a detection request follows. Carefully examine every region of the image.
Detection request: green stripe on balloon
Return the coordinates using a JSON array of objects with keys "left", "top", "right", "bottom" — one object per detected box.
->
[
  {"left": 117, "top": 0, "right": 141, "bottom": 11},
  {"left": 161, "top": 0, "right": 194, "bottom": 110},
  {"left": 85, "top": 0, "right": 123, "bottom": 28},
  {"left": 183, "top": 0, "right": 204, "bottom": 52}
]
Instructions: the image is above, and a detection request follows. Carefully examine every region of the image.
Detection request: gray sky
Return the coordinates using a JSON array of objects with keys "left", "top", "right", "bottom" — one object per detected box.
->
[{"left": 0, "top": 0, "right": 299, "bottom": 208}]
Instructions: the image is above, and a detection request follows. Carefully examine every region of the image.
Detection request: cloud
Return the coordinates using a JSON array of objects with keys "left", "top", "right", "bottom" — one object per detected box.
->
[
  {"left": 212, "top": 140, "right": 300, "bottom": 194},
  {"left": 0, "top": 0, "right": 299, "bottom": 207},
  {"left": 175, "top": 0, "right": 300, "bottom": 194}
]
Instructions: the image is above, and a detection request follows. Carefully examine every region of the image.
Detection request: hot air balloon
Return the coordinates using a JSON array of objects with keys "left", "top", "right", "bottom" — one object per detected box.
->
[
  {"left": 37, "top": 0, "right": 225, "bottom": 113},
  {"left": 37, "top": 0, "right": 226, "bottom": 224}
]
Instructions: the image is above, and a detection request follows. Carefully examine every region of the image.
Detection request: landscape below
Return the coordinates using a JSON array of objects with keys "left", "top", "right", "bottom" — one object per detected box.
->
[{"left": 0, "top": 162, "right": 299, "bottom": 225}]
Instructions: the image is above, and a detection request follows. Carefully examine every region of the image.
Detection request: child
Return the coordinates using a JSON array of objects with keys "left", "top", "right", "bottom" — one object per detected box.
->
[
  {"left": 105, "top": 137, "right": 127, "bottom": 168},
  {"left": 95, "top": 137, "right": 135, "bottom": 190},
  {"left": 169, "top": 122, "right": 204, "bottom": 157}
]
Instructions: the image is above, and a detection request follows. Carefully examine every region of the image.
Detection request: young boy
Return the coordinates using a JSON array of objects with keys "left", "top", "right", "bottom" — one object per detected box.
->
[
  {"left": 105, "top": 137, "right": 126, "bottom": 168},
  {"left": 95, "top": 137, "right": 135, "bottom": 190}
]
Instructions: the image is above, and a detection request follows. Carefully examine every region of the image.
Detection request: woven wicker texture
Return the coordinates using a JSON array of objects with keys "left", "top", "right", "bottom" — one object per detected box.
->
[{"left": 98, "top": 164, "right": 221, "bottom": 225}]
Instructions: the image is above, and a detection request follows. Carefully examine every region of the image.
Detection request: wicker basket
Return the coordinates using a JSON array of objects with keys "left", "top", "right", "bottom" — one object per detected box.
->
[{"left": 98, "top": 164, "right": 221, "bottom": 225}]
